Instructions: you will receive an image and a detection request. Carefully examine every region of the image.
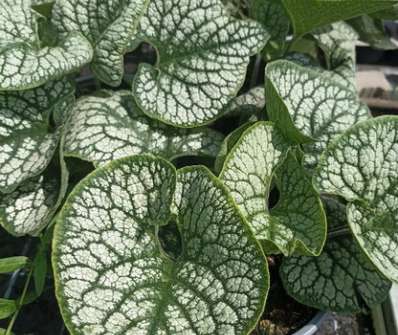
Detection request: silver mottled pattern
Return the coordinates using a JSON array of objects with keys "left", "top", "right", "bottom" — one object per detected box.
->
[
  {"left": 312, "top": 22, "right": 358, "bottom": 91},
  {"left": 53, "top": 156, "right": 267, "bottom": 334},
  {"left": 0, "top": 80, "right": 73, "bottom": 193},
  {"left": 266, "top": 60, "right": 370, "bottom": 168},
  {"left": 64, "top": 91, "right": 224, "bottom": 166},
  {"left": 52, "top": 0, "right": 148, "bottom": 86},
  {"left": 314, "top": 116, "right": 398, "bottom": 282},
  {"left": 220, "top": 122, "right": 326, "bottom": 256},
  {"left": 133, "top": 0, "right": 268, "bottom": 127},
  {"left": 280, "top": 198, "right": 391, "bottom": 313},
  {"left": 0, "top": 174, "right": 58, "bottom": 236},
  {"left": 0, "top": 0, "right": 92, "bottom": 90}
]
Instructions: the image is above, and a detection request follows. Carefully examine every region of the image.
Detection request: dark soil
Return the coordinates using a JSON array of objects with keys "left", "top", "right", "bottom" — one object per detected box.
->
[{"left": 251, "top": 256, "right": 317, "bottom": 335}]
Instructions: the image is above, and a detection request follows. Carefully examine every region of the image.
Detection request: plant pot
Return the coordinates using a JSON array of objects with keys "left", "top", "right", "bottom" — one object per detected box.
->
[
  {"left": 372, "top": 284, "right": 398, "bottom": 335},
  {"left": 292, "top": 312, "right": 329, "bottom": 335}
]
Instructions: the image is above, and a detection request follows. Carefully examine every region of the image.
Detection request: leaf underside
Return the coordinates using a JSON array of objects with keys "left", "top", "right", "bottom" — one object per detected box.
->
[
  {"left": 133, "top": 0, "right": 269, "bottom": 127},
  {"left": 314, "top": 116, "right": 398, "bottom": 283},
  {"left": 53, "top": 155, "right": 268, "bottom": 335},
  {"left": 281, "top": 0, "right": 397, "bottom": 36}
]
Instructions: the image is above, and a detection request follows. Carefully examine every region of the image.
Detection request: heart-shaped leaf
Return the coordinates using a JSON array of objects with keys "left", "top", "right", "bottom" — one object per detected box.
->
[
  {"left": 281, "top": 0, "right": 397, "bottom": 36},
  {"left": 312, "top": 22, "right": 359, "bottom": 92},
  {"left": 314, "top": 116, "right": 398, "bottom": 283},
  {"left": 63, "top": 91, "right": 224, "bottom": 167},
  {"left": 52, "top": 0, "right": 148, "bottom": 86},
  {"left": 220, "top": 122, "right": 326, "bottom": 256},
  {"left": 53, "top": 155, "right": 268, "bottom": 335},
  {"left": 0, "top": 80, "right": 74, "bottom": 193},
  {"left": 280, "top": 199, "right": 391, "bottom": 313},
  {"left": 0, "top": 1, "right": 92, "bottom": 91},
  {"left": 132, "top": 0, "right": 269, "bottom": 127},
  {"left": 265, "top": 60, "right": 370, "bottom": 168}
]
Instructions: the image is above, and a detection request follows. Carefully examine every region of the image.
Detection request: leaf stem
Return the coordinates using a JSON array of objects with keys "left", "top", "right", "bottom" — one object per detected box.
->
[{"left": 5, "top": 267, "right": 33, "bottom": 335}]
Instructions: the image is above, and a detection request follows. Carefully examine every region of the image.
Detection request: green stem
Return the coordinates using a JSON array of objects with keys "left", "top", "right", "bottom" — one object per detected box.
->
[{"left": 6, "top": 267, "right": 33, "bottom": 335}]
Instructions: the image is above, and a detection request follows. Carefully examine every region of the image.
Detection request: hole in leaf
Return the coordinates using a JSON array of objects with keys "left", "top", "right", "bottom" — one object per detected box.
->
[
  {"left": 268, "top": 186, "right": 280, "bottom": 210},
  {"left": 158, "top": 219, "right": 183, "bottom": 260}
]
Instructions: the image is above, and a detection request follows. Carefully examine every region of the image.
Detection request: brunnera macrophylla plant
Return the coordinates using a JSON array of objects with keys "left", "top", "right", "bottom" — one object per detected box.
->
[{"left": 0, "top": 0, "right": 398, "bottom": 334}]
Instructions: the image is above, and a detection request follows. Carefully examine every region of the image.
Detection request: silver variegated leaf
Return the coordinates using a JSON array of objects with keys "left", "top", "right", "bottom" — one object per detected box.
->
[
  {"left": 63, "top": 91, "right": 224, "bottom": 166},
  {"left": 0, "top": 0, "right": 92, "bottom": 91},
  {"left": 52, "top": 0, "right": 148, "bottom": 86},
  {"left": 224, "top": 86, "right": 265, "bottom": 117},
  {"left": 265, "top": 60, "right": 370, "bottom": 168},
  {"left": 0, "top": 80, "right": 74, "bottom": 193},
  {"left": 314, "top": 116, "right": 398, "bottom": 283},
  {"left": 0, "top": 173, "right": 58, "bottom": 236},
  {"left": 220, "top": 122, "right": 326, "bottom": 256},
  {"left": 133, "top": 0, "right": 269, "bottom": 127},
  {"left": 312, "top": 22, "right": 359, "bottom": 92},
  {"left": 53, "top": 155, "right": 268, "bottom": 335},
  {"left": 281, "top": 197, "right": 391, "bottom": 312}
]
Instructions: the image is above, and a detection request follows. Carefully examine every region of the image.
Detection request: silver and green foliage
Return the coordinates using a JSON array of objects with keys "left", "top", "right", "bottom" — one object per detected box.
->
[
  {"left": 2, "top": 0, "right": 398, "bottom": 333},
  {"left": 311, "top": 22, "right": 359, "bottom": 91},
  {"left": 0, "top": 80, "right": 73, "bottom": 236},
  {"left": 53, "top": 155, "right": 268, "bottom": 335},
  {"left": 220, "top": 122, "right": 326, "bottom": 256},
  {"left": 0, "top": 0, "right": 92, "bottom": 91},
  {"left": 314, "top": 116, "right": 398, "bottom": 283},
  {"left": 52, "top": 0, "right": 149, "bottom": 86},
  {"left": 0, "top": 80, "right": 73, "bottom": 193},
  {"left": 133, "top": 0, "right": 268, "bottom": 127},
  {"left": 63, "top": 91, "right": 224, "bottom": 166},
  {"left": 281, "top": 198, "right": 392, "bottom": 312},
  {"left": 265, "top": 60, "right": 370, "bottom": 168}
]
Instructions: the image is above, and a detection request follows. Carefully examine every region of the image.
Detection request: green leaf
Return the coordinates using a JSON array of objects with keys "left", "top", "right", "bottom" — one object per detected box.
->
[
  {"left": 314, "top": 116, "right": 398, "bottom": 283},
  {"left": 52, "top": 0, "right": 148, "bottom": 87},
  {"left": 0, "top": 256, "right": 29, "bottom": 274},
  {"left": 133, "top": 0, "right": 269, "bottom": 127},
  {"left": 281, "top": 0, "right": 397, "bottom": 36},
  {"left": 220, "top": 122, "right": 326, "bottom": 256},
  {"left": 33, "top": 248, "right": 47, "bottom": 296},
  {"left": 281, "top": 197, "right": 391, "bottom": 313},
  {"left": 0, "top": 80, "right": 74, "bottom": 193},
  {"left": 312, "top": 22, "right": 359, "bottom": 92},
  {"left": 249, "top": 0, "right": 290, "bottom": 60},
  {"left": 0, "top": 0, "right": 92, "bottom": 90},
  {"left": 265, "top": 60, "right": 370, "bottom": 168},
  {"left": 63, "top": 91, "right": 224, "bottom": 167},
  {"left": 0, "top": 299, "right": 17, "bottom": 320},
  {"left": 53, "top": 155, "right": 268, "bottom": 334},
  {"left": 348, "top": 15, "right": 398, "bottom": 50}
]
